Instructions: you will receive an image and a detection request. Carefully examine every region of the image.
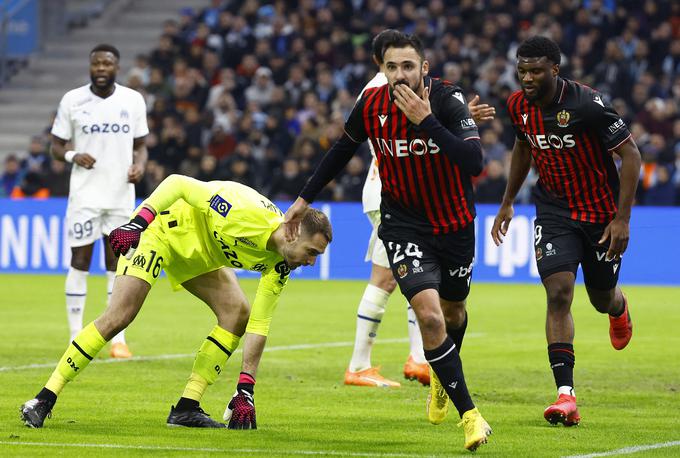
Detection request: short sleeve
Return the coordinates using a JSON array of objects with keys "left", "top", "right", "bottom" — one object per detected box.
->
[
  {"left": 51, "top": 94, "right": 72, "bottom": 141},
  {"left": 589, "top": 93, "right": 631, "bottom": 150},
  {"left": 133, "top": 92, "right": 149, "bottom": 139},
  {"left": 440, "top": 89, "right": 479, "bottom": 140}
]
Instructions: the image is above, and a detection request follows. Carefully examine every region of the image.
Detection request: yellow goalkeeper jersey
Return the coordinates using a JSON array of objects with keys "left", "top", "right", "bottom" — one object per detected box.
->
[{"left": 124, "top": 174, "right": 290, "bottom": 336}]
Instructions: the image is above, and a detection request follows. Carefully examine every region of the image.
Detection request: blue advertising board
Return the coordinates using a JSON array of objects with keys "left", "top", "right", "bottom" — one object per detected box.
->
[
  {"left": 1, "top": 0, "right": 39, "bottom": 57},
  {"left": 0, "top": 198, "right": 678, "bottom": 285}
]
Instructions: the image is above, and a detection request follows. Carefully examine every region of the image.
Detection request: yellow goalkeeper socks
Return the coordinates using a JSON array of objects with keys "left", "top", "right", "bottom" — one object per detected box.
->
[
  {"left": 182, "top": 325, "right": 240, "bottom": 402},
  {"left": 45, "top": 322, "right": 107, "bottom": 395}
]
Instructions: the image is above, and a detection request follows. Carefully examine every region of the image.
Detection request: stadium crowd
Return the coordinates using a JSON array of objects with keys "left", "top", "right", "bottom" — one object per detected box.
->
[{"left": 2, "top": 0, "right": 680, "bottom": 206}]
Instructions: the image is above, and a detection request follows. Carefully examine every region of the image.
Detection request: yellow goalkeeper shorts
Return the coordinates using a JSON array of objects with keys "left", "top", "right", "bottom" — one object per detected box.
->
[{"left": 116, "top": 201, "right": 223, "bottom": 290}]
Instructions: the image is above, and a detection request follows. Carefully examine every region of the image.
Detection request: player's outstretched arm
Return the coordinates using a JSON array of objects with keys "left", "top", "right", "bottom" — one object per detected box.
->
[
  {"left": 110, "top": 175, "right": 216, "bottom": 258},
  {"left": 223, "top": 334, "right": 265, "bottom": 429},
  {"left": 491, "top": 139, "right": 532, "bottom": 246},
  {"left": 144, "top": 174, "right": 216, "bottom": 214},
  {"left": 283, "top": 197, "right": 309, "bottom": 242}
]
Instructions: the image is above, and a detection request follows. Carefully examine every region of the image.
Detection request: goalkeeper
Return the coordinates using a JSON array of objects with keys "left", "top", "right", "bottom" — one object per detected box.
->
[{"left": 20, "top": 174, "right": 332, "bottom": 429}]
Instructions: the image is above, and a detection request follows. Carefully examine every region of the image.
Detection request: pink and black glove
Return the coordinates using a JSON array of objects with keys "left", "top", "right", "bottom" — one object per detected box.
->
[
  {"left": 224, "top": 372, "right": 256, "bottom": 429},
  {"left": 109, "top": 207, "right": 155, "bottom": 257}
]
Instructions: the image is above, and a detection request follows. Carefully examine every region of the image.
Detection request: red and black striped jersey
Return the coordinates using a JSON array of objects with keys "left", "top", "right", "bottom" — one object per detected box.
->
[
  {"left": 345, "top": 76, "right": 480, "bottom": 235},
  {"left": 507, "top": 77, "right": 631, "bottom": 224}
]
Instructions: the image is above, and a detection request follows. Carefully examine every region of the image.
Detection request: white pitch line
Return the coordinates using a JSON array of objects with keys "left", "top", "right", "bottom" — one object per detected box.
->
[
  {"left": 0, "top": 334, "right": 484, "bottom": 373},
  {"left": 562, "top": 440, "right": 680, "bottom": 458},
  {"left": 0, "top": 441, "right": 435, "bottom": 457}
]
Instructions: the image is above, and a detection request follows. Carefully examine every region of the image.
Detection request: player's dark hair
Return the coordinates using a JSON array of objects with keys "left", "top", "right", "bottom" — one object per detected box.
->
[
  {"left": 372, "top": 29, "right": 401, "bottom": 64},
  {"left": 301, "top": 208, "right": 333, "bottom": 243},
  {"left": 381, "top": 32, "right": 425, "bottom": 61},
  {"left": 516, "top": 36, "right": 561, "bottom": 65},
  {"left": 90, "top": 44, "right": 120, "bottom": 61}
]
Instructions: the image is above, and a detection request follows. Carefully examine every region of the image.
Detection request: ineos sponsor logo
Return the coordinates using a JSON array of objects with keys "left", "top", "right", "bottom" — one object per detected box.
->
[
  {"left": 374, "top": 137, "right": 440, "bottom": 157},
  {"left": 608, "top": 118, "right": 625, "bottom": 133},
  {"left": 460, "top": 118, "right": 476, "bottom": 129},
  {"left": 525, "top": 133, "right": 576, "bottom": 150}
]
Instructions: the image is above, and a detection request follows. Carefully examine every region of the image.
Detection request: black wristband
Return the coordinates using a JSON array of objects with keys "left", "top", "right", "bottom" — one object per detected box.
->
[{"left": 130, "top": 214, "right": 149, "bottom": 230}]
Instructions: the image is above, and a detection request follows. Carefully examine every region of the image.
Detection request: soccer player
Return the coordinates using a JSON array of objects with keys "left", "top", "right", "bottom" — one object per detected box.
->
[
  {"left": 50, "top": 44, "right": 148, "bottom": 358},
  {"left": 346, "top": 30, "right": 496, "bottom": 389},
  {"left": 491, "top": 36, "right": 640, "bottom": 426},
  {"left": 20, "top": 174, "right": 332, "bottom": 429},
  {"left": 285, "top": 32, "right": 492, "bottom": 452}
]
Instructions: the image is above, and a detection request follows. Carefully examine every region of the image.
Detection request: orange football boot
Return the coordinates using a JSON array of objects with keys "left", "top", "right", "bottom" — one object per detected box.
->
[{"left": 344, "top": 367, "right": 400, "bottom": 387}]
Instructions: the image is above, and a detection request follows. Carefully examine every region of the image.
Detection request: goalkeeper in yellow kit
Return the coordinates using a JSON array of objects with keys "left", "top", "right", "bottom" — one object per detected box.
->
[{"left": 20, "top": 174, "right": 332, "bottom": 429}]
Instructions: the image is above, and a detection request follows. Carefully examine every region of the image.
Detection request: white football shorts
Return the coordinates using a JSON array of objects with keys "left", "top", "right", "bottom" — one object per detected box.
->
[
  {"left": 364, "top": 210, "right": 389, "bottom": 268},
  {"left": 66, "top": 207, "right": 132, "bottom": 247}
]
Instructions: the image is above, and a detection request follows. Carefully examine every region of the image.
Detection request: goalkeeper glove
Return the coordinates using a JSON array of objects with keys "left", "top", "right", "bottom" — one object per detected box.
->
[
  {"left": 224, "top": 372, "right": 256, "bottom": 429},
  {"left": 109, "top": 208, "right": 155, "bottom": 257}
]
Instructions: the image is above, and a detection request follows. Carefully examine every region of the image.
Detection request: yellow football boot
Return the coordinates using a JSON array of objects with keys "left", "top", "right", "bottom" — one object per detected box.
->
[
  {"left": 426, "top": 368, "right": 449, "bottom": 424},
  {"left": 458, "top": 407, "right": 492, "bottom": 452}
]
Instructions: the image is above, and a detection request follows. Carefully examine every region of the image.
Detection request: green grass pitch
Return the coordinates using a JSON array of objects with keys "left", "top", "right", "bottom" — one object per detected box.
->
[{"left": 0, "top": 274, "right": 678, "bottom": 457}]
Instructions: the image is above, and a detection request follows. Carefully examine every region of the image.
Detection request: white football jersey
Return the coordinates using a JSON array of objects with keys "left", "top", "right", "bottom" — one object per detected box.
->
[
  {"left": 51, "top": 83, "right": 149, "bottom": 210},
  {"left": 359, "top": 72, "right": 387, "bottom": 213}
]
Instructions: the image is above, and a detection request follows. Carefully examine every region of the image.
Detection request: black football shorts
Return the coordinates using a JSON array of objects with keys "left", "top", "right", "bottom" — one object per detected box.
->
[
  {"left": 533, "top": 213, "right": 621, "bottom": 290},
  {"left": 379, "top": 223, "right": 475, "bottom": 302}
]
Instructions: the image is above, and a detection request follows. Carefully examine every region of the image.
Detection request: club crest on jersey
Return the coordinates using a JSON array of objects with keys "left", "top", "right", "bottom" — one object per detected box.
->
[
  {"left": 378, "top": 114, "right": 388, "bottom": 127},
  {"left": 556, "top": 110, "right": 570, "bottom": 128},
  {"left": 209, "top": 194, "right": 232, "bottom": 217}
]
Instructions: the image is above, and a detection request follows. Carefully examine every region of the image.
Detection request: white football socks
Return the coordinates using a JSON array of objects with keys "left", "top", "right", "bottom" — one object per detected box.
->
[
  {"left": 558, "top": 385, "right": 575, "bottom": 397},
  {"left": 407, "top": 304, "right": 426, "bottom": 363},
  {"left": 348, "top": 284, "right": 390, "bottom": 372},
  {"left": 65, "top": 267, "right": 88, "bottom": 342}
]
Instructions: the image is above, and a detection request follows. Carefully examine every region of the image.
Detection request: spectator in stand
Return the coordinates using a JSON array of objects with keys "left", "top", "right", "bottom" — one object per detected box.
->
[
  {"left": 245, "top": 67, "right": 275, "bottom": 107},
  {"left": 335, "top": 156, "right": 365, "bottom": 202},
  {"left": 150, "top": 34, "right": 177, "bottom": 77},
  {"left": 1, "top": 154, "right": 23, "bottom": 197},
  {"left": 127, "top": 54, "right": 151, "bottom": 86},
  {"left": 642, "top": 163, "right": 676, "bottom": 205},
  {"left": 179, "top": 145, "right": 204, "bottom": 178},
  {"left": 11, "top": 0, "right": 680, "bottom": 207},
  {"left": 476, "top": 160, "right": 508, "bottom": 204},
  {"left": 46, "top": 160, "right": 70, "bottom": 197},
  {"left": 21, "top": 135, "right": 51, "bottom": 176},
  {"left": 11, "top": 171, "right": 49, "bottom": 199},
  {"left": 270, "top": 158, "right": 306, "bottom": 201}
]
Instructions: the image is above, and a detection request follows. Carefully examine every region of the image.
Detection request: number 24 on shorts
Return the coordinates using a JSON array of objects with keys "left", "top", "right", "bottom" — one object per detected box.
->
[{"left": 387, "top": 242, "right": 423, "bottom": 263}]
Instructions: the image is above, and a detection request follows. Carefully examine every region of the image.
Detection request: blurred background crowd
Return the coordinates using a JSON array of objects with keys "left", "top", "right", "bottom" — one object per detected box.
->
[{"left": 3, "top": 0, "right": 680, "bottom": 206}]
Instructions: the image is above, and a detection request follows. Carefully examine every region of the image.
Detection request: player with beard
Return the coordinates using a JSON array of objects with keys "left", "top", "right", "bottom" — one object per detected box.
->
[
  {"left": 492, "top": 36, "right": 640, "bottom": 426},
  {"left": 285, "top": 32, "right": 492, "bottom": 452},
  {"left": 49, "top": 44, "right": 148, "bottom": 358},
  {"left": 345, "top": 29, "right": 496, "bottom": 389}
]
